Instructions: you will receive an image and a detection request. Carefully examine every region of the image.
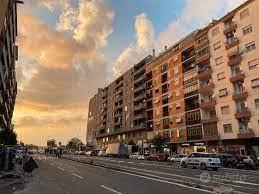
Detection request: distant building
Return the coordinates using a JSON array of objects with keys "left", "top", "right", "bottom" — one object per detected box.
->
[
  {"left": 47, "top": 139, "right": 56, "bottom": 147},
  {"left": 0, "top": 0, "right": 22, "bottom": 131}
]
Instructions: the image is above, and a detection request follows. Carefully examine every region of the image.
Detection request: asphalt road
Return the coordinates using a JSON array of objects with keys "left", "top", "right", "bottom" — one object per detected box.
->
[
  {"left": 61, "top": 154, "right": 259, "bottom": 194},
  {"left": 3, "top": 154, "right": 216, "bottom": 194}
]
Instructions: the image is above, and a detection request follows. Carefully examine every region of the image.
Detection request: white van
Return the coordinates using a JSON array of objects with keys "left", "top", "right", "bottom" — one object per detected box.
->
[{"left": 180, "top": 152, "right": 221, "bottom": 170}]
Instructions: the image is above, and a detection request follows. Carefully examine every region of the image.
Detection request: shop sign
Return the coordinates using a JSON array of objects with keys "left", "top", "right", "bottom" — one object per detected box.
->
[
  {"left": 194, "top": 142, "right": 204, "bottom": 146},
  {"left": 181, "top": 143, "right": 190, "bottom": 147}
]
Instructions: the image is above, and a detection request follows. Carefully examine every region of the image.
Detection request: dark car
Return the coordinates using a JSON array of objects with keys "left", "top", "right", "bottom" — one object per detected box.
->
[
  {"left": 235, "top": 155, "right": 257, "bottom": 169},
  {"left": 218, "top": 154, "right": 245, "bottom": 168},
  {"left": 146, "top": 154, "right": 167, "bottom": 162}
]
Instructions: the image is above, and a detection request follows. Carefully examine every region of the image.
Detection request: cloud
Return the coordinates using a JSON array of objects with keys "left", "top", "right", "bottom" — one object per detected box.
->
[
  {"left": 113, "top": 13, "right": 155, "bottom": 77},
  {"left": 157, "top": 0, "right": 247, "bottom": 48},
  {"left": 14, "top": 0, "right": 115, "bottom": 145},
  {"left": 73, "top": 0, "right": 114, "bottom": 47}
]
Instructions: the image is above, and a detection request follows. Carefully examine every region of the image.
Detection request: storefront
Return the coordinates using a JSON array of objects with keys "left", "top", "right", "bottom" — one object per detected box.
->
[{"left": 178, "top": 142, "right": 207, "bottom": 154}]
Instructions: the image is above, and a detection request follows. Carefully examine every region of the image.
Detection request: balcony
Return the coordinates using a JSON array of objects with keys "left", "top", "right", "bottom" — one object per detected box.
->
[
  {"left": 228, "top": 55, "right": 242, "bottom": 66},
  {"left": 134, "top": 85, "right": 145, "bottom": 93},
  {"left": 134, "top": 66, "right": 145, "bottom": 76},
  {"left": 201, "top": 117, "right": 218, "bottom": 124},
  {"left": 134, "top": 113, "right": 145, "bottom": 120},
  {"left": 134, "top": 76, "right": 145, "bottom": 84},
  {"left": 197, "top": 68, "right": 212, "bottom": 80},
  {"left": 237, "top": 129, "right": 255, "bottom": 139},
  {"left": 230, "top": 71, "right": 245, "bottom": 83},
  {"left": 235, "top": 109, "right": 251, "bottom": 119},
  {"left": 203, "top": 134, "right": 220, "bottom": 141},
  {"left": 134, "top": 104, "right": 145, "bottom": 111},
  {"left": 232, "top": 90, "right": 248, "bottom": 101},
  {"left": 225, "top": 37, "right": 239, "bottom": 50},
  {"left": 195, "top": 53, "right": 210, "bottom": 66},
  {"left": 198, "top": 83, "right": 214, "bottom": 94},
  {"left": 200, "top": 99, "right": 216, "bottom": 109},
  {"left": 134, "top": 93, "right": 145, "bottom": 102},
  {"left": 195, "top": 39, "right": 209, "bottom": 51},
  {"left": 224, "top": 23, "right": 237, "bottom": 35}
]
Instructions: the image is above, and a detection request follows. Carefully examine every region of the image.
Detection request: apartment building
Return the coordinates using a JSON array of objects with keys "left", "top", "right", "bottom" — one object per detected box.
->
[
  {"left": 0, "top": 0, "right": 20, "bottom": 131},
  {"left": 146, "top": 0, "right": 259, "bottom": 156},
  {"left": 87, "top": 56, "right": 153, "bottom": 149},
  {"left": 86, "top": 89, "right": 102, "bottom": 145},
  {"left": 205, "top": 0, "right": 259, "bottom": 155}
]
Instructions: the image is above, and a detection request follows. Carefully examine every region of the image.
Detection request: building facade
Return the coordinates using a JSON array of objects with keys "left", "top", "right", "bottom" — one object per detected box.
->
[
  {"left": 87, "top": 56, "right": 153, "bottom": 149},
  {"left": 87, "top": 0, "right": 259, "bottom": 156},
  {"left": 0, "top": 0, "right": 20, "bottom": 131}
]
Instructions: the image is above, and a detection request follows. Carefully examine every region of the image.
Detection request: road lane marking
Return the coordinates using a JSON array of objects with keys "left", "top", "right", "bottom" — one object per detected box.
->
[
  {"left": 115, "top": 170, "right": 213, "bottom": 193},
  {"left": 233, "top": 180, "right": 259, "bottom": 186},
  {"left": 58, "top": 167, "right": 65, "bottom": 171},
  {"left": 38, "top": 157, "right": 42, "bottom": 160},
  {"left": 100, "top": 185, "right": 122, "bottom": 194},
  {"left": 72, "top": 173, "right": 84, "bottom": 179},
  {"left": 127, "top": 162, "right": 134, "bottom": 164}
]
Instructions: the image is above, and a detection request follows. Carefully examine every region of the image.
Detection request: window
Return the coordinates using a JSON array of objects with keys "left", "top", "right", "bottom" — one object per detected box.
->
[
  {"left": 125, "top": 106, "right": 128, "bottom": 111},
  {"left": 246, "top": 42, "right": 256, "bottom": 52},
  {"left": 243, "top": 25, "right": 253, "bottom": 35},
  {"left": 252, "top": 78, "right": 259, "bottom": 88},
  {"left": 175, "top": 90, "right": 180, "bottom": 96},
  {"left": 223, "top": 124, "right": 232, "bottom": 133},
  {"left": 214, "top": 41, "right": 221, "bottom": 50},
  {"left": 155, "top": 88, "right": 159, "bottom": 93},
  {"left": 219, "top": 88, "right": 228, "bottom": 97},
  {"left": 248, "top": 59, "right": 258, "bottom": 70},
  {"left": 176, "top": 116, "right": 182, "bottom": 123},
  {"left": 174, "top": 65, "right": 179, "bottom": 74},
  {"left": 255, "top": 99, "right": 259, "bottom": 109},
  {"left": 215, "top": 56, "right": 223, "bottom": 65},
  {"left": 240, "top": 9, "right": 249, "bottom": 20},
  {"left": 156, "top": 108, "right": 160, "bottom": 115},
  {"left": 212, "top": 27, "right": 219, "bottom": 36},
  {"left": 217, "top": 72, "right": 225, "bottom": 80},
  {"left": 221, "top": 106, "right": 230, "bottom": 115}
]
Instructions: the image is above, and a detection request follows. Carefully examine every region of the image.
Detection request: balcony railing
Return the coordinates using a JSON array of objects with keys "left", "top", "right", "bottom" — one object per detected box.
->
[
  {"left": 198, "top": 82, "right": 214, "bottom": 94},
  {"left": 230, "top": 70, "right": 245, "bottom": 83},
  {"left": 201, "top": 117, "right": 218, "bottom": 124},
  {"left": 228, "top": 54, "right": 242, "bottom": 66},
  {"left": 225, "top": 37, "right": 239, "bottom": 50},
  {"left": 200, "top": 99, "right": 216, "bottom": 109},
  {"left": 197, "top": 67, "right": 212, "bottom": 80},
  {"left": 224, "top": 23, "right": 237, "bottom": 35},
  {"left": 232, "top": 88, "right": 248, "bottom": 100},
  {"left": 134, "top": 93, "right": 145, "bottom": 102},
  {"left": 237, "top": 128, "right": 255, "bottom": 139},
  {"left": 134, "top": 104, "right": 145, "bottom": 111},
  {"left": 235, "top": 108, "right": 251, "bottom": 119},
  {"left": 134, "top": 66, "right": 145, "bottom": 76}
]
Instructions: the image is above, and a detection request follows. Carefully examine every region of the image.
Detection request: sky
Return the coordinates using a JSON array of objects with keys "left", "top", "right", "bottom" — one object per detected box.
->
[{"left": 14, "top": 0, "right": 247, "bottom": 146}]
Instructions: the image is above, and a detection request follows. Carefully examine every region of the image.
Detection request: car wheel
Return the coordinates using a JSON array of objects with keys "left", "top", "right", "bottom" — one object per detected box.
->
[
  {"left": 200, "top": 163, "right": 206, "bottom": 170},
  {"left": 227, "top": 163, "right": 233, "bottom": 168},
  {"left": 181, "top": 161, "right": 187, "bottom": 168}
]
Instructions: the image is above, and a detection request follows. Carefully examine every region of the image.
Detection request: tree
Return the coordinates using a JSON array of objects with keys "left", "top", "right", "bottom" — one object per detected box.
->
[
  {"left": 151, "top": 134, "right": 166, "bottom": 153},
  {"left": 0, "top": 129, "right": 17, "bottom": 145},
  {"left": 66, "top": 138, "right": 83, "bottom": 150}
]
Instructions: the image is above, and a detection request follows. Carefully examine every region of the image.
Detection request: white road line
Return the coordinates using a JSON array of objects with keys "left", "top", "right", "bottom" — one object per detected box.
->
[
  {"left": 118, "top": 161, "right": 125, "bottom": 163},
  {"left": 127, "top": 162, "right": 134, "bottom": 164},
  {"left": 115, "top": 170, "right": 213, "bottom": 193},
  {"left": 100, "top": 185, "right": 122, "bottom": 194},
  {"left": 72, "top": 173, "right": 84, "bottom": 179},
  {"left": 58, "top": 167, "right": 65, "bottom": 171},
  {"left": 43, "top": 156, "right": 47, "bottom": 160},
  {"left": 233, "top": 180, "right": 259, "bottom": 186},
  {"left": 38, "top": 157, "right": 42, "bottom": 160}
]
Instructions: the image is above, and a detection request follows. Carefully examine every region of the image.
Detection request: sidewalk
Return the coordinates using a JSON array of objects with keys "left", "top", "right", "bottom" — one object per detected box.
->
[{"left": 0, "top": 165, "right": 24, "bottom": 190}]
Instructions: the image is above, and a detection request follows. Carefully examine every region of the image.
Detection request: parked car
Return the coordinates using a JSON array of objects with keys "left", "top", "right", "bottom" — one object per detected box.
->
[
  {"left": 169, "top": 154, "right": 187, "bottom": 163},
  {"left": 235, "top": 155, "right": 256, "bottom": 169},
  {"left": 97, "top": 149, "right": 106, "bottom": 157},
  {"left": 146, "top": 154, "right": 167, "bottom": 162},
  {"left": 180, "top": 152, "right": 221, "bottom": 170},
  {"left": 129, "top": 152, "right": 139, "bottom": 159},
  {"left": 217, "top": 154, "right": 245, "bottom": 168},
  {"left": 137, "top": 154, "right": 145, "bottom": 160}
]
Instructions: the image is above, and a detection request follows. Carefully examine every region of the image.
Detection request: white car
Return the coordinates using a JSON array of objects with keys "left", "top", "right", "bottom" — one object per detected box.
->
[
  {"left": 180, "top": 152, "right": 221, "bottom": 170},
  {"left": 129, "top": 152, "right": 145, "bottom": 160},
  {"left": 169, "top": 154, "right": 187, "bottom": 163}
]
